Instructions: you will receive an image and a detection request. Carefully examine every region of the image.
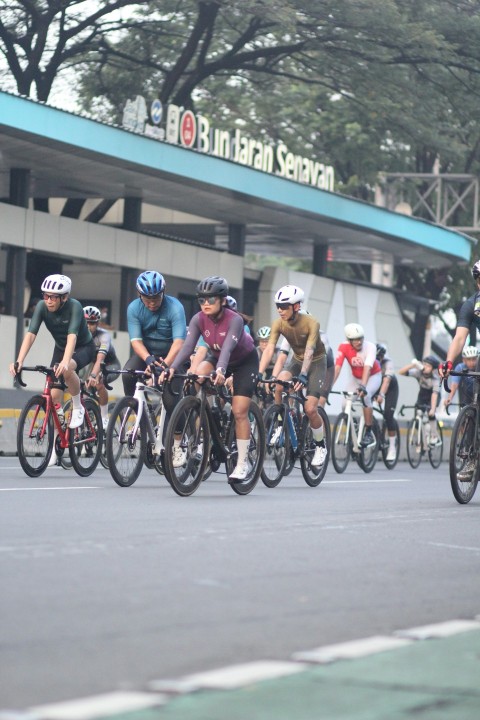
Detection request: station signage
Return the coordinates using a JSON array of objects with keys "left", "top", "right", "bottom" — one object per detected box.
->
[{"left": 123, "top": 96, "right": 335, "bottom": 191}]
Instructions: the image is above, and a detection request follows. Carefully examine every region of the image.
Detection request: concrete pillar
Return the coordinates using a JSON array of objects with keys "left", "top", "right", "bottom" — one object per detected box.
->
[
  {"left": 7, "top": 169, "right": 30, "bottom": 356},
  {"left": 123, "top": 197, "right": 142, "bottom": 231},
  {"left": 313, "top": 240, "right": 328, "bottom": 276},
  {"left": 228, "top": 223, "right": 245, "bottom": 256},
  {"left": 119, "top": 267, "right": 138, "bottom": 334}
]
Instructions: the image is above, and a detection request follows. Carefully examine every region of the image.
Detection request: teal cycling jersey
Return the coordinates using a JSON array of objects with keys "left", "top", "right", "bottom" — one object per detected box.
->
[
  {"left": 28, "top": 298, "right": 92, "bottom": 350},
  {"left": 127, "top": 296, "right": 186, "bottom": 357}
]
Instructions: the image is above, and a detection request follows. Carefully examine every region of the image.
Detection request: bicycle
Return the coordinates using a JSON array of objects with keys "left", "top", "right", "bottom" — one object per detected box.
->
[
  {"left": 163, "top": 373, "right": 265, "bottom": 496},
  {"left": 399, "top": 404, "right": 443, "bottom": 470},
  {"left": 443, "top": 370, "right": 480, "bottom": 504},
  {"left": 260, "top": 378, "right": 330, "bottom": 488},
  {"left": 331, "top": 390, "right": 380, "bottom": 474},
  {"left": 373, "top": 402, "right": 401, "bottom": 470},
  {"left": 14, "top": 364, "right": 103, "bottom": 477},
  {"left": 104, "top": 368, "right": 168, "bottom": 487}
]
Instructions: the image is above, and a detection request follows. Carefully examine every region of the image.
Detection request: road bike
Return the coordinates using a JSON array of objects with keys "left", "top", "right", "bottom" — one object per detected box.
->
[
  {"left": 373, "top": 402, "right": 401, "bottom": 470},
  {"left": 399, "top": 404, "right": 443, "bottom": 470},
  {"left": 163, "top": 374, "right": 265, "bottom": 496},
  {"left": 331, "top": 390, "right": 380, "bottom": 474},
  {"left": 14, "top": 364, "right": 103, "bottom": 477},
  {"left": 105, "top": 368, "right": 167, "bottom": 487},
  {"left": 443, "top": 370, "right": 480, "bottom": 503},
  {"left": 260, "top": 378, "right": 330, "bottom": 488}
]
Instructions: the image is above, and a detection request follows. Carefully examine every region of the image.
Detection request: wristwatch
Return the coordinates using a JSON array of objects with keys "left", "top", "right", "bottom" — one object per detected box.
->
[{"left": 90, "top": 373, "right": 97, "bottom": 379}]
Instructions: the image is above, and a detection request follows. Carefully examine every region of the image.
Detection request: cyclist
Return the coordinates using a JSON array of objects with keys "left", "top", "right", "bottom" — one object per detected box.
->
[
  {"left": 9, "top": 274, "right": 96, "bottom": 432},
  {"left": 374, "top": 343, "right": 399, "bottom": 461},
  {"left": 333, "top": 324, "right": 382, "bottom": 447},
  {"left": 398, "top": 355, "right": 441, "bottom": 445},
  {"left": 258, "top": 285, "right": 328, "bottom": 467},
  {"left": 82, "top": 306, "right": 121, "bottom": 429},
  {"left": 444, "top": 345, "right": 479, "bottom": 409},
  {"left": 168, "top": 276, "right": 259, "bottom": 482}
]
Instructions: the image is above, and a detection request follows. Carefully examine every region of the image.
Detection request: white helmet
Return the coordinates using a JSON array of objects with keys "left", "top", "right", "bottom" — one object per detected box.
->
[
  {"left": 257, "top": 326, "right": 271, "bottom": 339},
  {"left": 344, "top": 323, "right": 364, "bottom": 340},
  {"left": 41, "top": 274, "right": 72, "bottom": 295},
  {"left": 462, "top": 345, "right": 479, "bottom": 358},
  {"left": 274, "top": 285, "right": 304, "bottom": 305},
  {"left": 83, "top": 305, "right": 101, "bottom": 322}
]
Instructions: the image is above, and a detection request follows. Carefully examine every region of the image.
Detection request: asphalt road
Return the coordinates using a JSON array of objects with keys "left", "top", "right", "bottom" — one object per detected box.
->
[{"left": 1, "top": 456, "right": 479, "bottom": 713}]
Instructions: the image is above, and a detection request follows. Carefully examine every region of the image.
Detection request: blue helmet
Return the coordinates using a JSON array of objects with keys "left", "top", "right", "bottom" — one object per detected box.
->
[{"left": 136, "top": 271, "right": 165, "bottom": 297}]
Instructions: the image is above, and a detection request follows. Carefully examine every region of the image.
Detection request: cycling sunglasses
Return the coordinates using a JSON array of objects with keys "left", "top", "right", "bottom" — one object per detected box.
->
[
  {"left": 43, "top": 293, "right": 61, "bottom": 301},
  {"left": 276, "top": 302, "right": 292, "bottom": 310},
  {"left": 198, "top": 296, "right": 220, "bottom": 306}
]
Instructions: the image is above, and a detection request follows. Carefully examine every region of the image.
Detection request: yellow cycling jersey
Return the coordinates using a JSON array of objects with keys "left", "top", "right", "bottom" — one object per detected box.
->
[{"left": 269, "top": 314, "right": 325, "bottom": 362}]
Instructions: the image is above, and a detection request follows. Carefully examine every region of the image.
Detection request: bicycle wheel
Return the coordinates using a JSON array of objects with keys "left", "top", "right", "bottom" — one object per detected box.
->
[
  {"left": 381, "top": 418, "right": 401, "bottom": 470},
  {"left": 226, "top": 401, "right": 265, "bottom": 495},
  {"left": 69, "top": 398, "right": 103, "bottom": 477},
  {"left": 331, "top": 413, "right": 351, "bottom": 474},
  {"left": 163, "top": 395, "right": 210, "bottom": 496},
  {"left": 300, "top": 406, "right": 330, "bottom": 486},
  {"left": 99, "top": 401, "right": 117, "bottom": 470},
  {"left": 406, "top": 418, "right": 422, "bottom": 469},
  {"left": 106, "top": 397, "right": 146, "bottom": 487},
  {"left": 17, "top": 395, "right": 54, "bottom": 477},
  {"left": 60, "top": 399, "right": 75, "bottom": 470},
  {"left": 428, "top": 420, "right": 443, "bottom": 469},
  {"left": 261, "top": 404, "right": 289, "bottom": 488},
  {"left": 450, "top": 406, "right": 478, "bottom": 504},
  {"left": 358, "top": 418, "right": 380, "bottom": 473}
]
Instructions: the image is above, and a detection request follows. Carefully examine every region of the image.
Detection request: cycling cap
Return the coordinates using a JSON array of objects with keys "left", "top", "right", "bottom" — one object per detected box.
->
[
  {"left": 41, "top": 274, "right": 71, "bottom": 295},
  {"left": 274, "top": 285, "right": 304, "bottom": 305},
  {"left": 345, "top": 323, "right": 364, "bottom": 340},
  {"left": 462, "top": 345, "right": 479, "bottom": 358},
  {"left": 472, "top": 260, "right": 480, "bottom": 279},
  {"left": 196, "top": 276, "right": 229, "bottom": 297},
  {"left": 136, "top": 270, "right": 165, "bottom": 296},
  {"left": 257, "top": 326, "right": 271, "bottom": 339},
  {"left": 226, "top": 295, "right": 237, "bottom": 311},
  {"left": 422, "top": 354, "right": 439, "bottom": 369},
  {"left": 376, "top": 343, "right": 387, "bottom": 359},
  {"left": 83, "top": 305, "right": 101, "bottom": 322}
]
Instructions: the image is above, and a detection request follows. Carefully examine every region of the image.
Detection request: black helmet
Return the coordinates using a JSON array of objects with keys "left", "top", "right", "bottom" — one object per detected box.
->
[
  {"left": 422, "top": 354, "right": 439, "bottom": 369},
  {"left": 472, "top": 261, "right": 480, "bottom": 279},
  {"left": 376, "top": 343, "right": 387, "bottom": 360},
  {"left": 196, "top": 276, "right": 229, "bottom": 298}
]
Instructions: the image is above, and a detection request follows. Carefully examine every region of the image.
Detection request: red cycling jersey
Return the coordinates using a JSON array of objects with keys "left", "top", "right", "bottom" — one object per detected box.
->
[{"left": 335, "top": 340, "right": 381, "bottom": 379}]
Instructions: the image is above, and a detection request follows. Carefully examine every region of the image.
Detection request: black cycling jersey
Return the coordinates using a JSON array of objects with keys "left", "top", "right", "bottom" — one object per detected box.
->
[{"left": 456, "top": 291, "right": 480, "bottom": 332}]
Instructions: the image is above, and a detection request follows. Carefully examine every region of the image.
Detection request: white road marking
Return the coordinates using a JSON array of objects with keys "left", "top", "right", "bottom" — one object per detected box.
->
[
  {"left": 429, "top": 541, "right": 480, "bottom": 553},
  {"left": 29, "top": 691, "right": 166, "bottom": 720},
  {"left": 394, "top": 619, "right": 480, "bottom": 640},
  {"left": 292, "top": 635, "right": 412, "bottom": 663},
  {"left": 324, "top": 478, "right": 412, "bottom": 484},
  {"left": 0, "top": 487, "right": 100, "bottom": 491}
]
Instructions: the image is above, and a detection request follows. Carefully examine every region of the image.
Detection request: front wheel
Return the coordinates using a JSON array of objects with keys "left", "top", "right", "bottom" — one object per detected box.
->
[
  {"left": 300, "top": 407, "right": 330, "bottom": 487},
  {"left": 428, "top": 420, "right": 443, "bottom": 469},
  {"left": 106, "top": 397, "right": 146, "bottom": 487},
  {"left": 69, "top": 398, "right": 103, "bottom": 477},
  {"left": 331, "top": 413, "right": 351, "bottom": 474},
  {"left": 17, "top": 395, "right": 54, "bottom": 477},
  {"left": 380, "top": 419, "right": 401, "bottom": 470},
  {"left": 227, "top": 401, "right": 265, "bottom": 495},
  {"left": 449, "top": 405, "right": 478, "bottom": 504},
  {"left": 261, "top": 404, "right": 289, "bottom": 488},
  {"left": 163, "top": 395, "right": 210, "bottom": 496},
  {"left": 406, "top": 418, "right": 422, "bottom": 469},
  {"left": 358, "top": 419, "right": 379, "bottom": 474}
]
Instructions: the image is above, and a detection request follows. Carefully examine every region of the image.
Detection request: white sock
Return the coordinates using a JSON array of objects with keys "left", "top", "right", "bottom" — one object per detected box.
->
[
  {"left": 312, "top": 425, "right": 324, "bottom": 442},
  {"left": 389, "top": 436, "right": 396, "bottom": 449},
  {"left": 71, "top": 393, "right": 82, "bottom": 411},
  {"left": 236, "top": 439, "right": 249, "bottom": 465},
  {"left": 101, "top": 404, "right": 108, "bottom": 420}
]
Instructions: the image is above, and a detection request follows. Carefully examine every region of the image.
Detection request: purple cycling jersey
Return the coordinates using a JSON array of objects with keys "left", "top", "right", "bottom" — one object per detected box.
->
[{"left": 171, "top": 308, "right": 254, "bottom": 372}]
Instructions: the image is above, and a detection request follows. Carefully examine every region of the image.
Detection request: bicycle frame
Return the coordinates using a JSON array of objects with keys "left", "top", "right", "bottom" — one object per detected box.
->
[
  {"left": 184, "top": 375, "right": 234, "bottom": 463},
  {"left": 336, "top": 391, "right": 365, "bottom": 453},
  {"left": 17, "top": 366, "right": 69, "bottom": 447}
]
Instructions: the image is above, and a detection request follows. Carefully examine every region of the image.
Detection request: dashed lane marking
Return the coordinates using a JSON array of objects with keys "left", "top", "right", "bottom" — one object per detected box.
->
[
  {"left": 292, "top": 635, "right": 412, "bottom": 663},
  {"left": 0, "top": 487, "right": 101, "bottom": 492},
  {"left": 28, "top": 691, "right": 167, "bottom": 720},
  {"left": 394, "top": 619, "right": 480, "bottom": 640}
]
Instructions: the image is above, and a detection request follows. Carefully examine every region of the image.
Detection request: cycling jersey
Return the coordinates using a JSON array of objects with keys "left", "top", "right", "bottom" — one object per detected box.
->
[
  {"left": 127, "top": 295, "right": 186, "bottom": 356},
  {"left": 28, "top": 298, "right": 92, "bottom": 349},
  {"left": 336, "top": 341, "right": 381, "bottom": 379},
  {"left": 456, "top": 291, "right": 480, "bottom": 332},
  {"left": 172, "top": 308, "right": 254, "bottom": 372},
  {"left": 407, "top": 367, "right": 440, "bottom": 406},
  {"left": 269, "top": 314, "right": 325, "bottom": 362},
  {"left": 91, "top": 326, "right": 119, "bottom": 365}
]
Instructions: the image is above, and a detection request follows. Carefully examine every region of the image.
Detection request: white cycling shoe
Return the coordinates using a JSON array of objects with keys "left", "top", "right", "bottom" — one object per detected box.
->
[
  {"left": 228, "top": 461, "right": 249, "bottom": 481},
  {"left": 386, "top": 446, "right": 397, "bottom": 462},
  {"left": 69, "top": 407, "right": 85, "bottom": 429},
  {"left": 172, "top": 446, "right": 187, "bottom": 468},
  {"left": 311, "top": 444, "right": 327, "bottom": 467}
]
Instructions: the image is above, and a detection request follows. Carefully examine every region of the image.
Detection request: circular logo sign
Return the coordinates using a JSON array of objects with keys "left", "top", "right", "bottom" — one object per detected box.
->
[
  {"left": 150, "top": 99, "right": 163, "bottom": 125},
  {"left": 180, "top": 111, "right": 197, "bottom": 147}
]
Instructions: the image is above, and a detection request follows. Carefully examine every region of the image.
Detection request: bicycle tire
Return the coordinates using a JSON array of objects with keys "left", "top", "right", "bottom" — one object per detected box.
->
[
  {"left": 381, "top": 418, "right": 400, "bottom": 470},
  {"left": 331, "top": 413, "right": 351, "bottom": 474},
  {"left": 300, "top": 406, "right": 330, "bottom": 486},
  {"left": 106, "top": 397, "right": 146, "bottom": 487},
  {"left": 449, "top": 405, "right": 478, "bottom": 504},
  {"left": 226, "top": 401, "right": 265, "bottom": 495},
  {"left": 261, "top": 404, "right": 289, "bottom": 488},
  {"left": 60, "top": 398, "right": 73, "bottom": 470},
  {"left": 406, "top": 418, "right": 422, "bottom": 469},
  {"left": 428, "top": 420, "right": 443, "bottom": 469},
  {"left": 163, "top": 395, "right": 210, "bottom": 496},
  {"left": 69, "top": 398, "right": 103, "bottom": 477},
  {"left": 99, "top": 401, "right": 117, "bottom": 470},
  {"left": 17, "top": 395, "right": 54, "bottom": 477},
  {"left": 358, "top": 418, "right": 380, "bottom": 473}
]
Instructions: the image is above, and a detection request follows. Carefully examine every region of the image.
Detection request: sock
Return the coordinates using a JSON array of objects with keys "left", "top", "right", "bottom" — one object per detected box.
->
[
  {"left": 71, "top": 393, "right": 82, "bottom": 410},
  {"left": 312, "top": 425, "right": 324, "bottom": 442},
  {"left": 389, "top": 436, "right": 396, "bottom": 449},
  {"left": 101, "top": 404, "right": 108, "bottom": 421},
  {"left": 236, "top": 439, "right": 249, "bottom": 465}
]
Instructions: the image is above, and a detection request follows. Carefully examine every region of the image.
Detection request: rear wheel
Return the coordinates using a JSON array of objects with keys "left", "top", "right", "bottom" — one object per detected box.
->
[
  {"left": 450, "top": 405, "right": 478, "bottom": 504},
  {"left": 261, "top": 404, "right": 289, "bottom": 488},
  {"left": 17, "top": 396, "right": 53, "bottom": 477},
  {"left": 300, "top": 407, "right": 330, "bottom": 487},
  {"left": 381, "top": 418, "right": 400, "bottom": 470},
  {"left": 331, "top": 413, "right": 351, "bottom": 474},
  {"left": 358, "top": 418, "right": 379, "bottom": 474},
  {"left": 227, "top": 401, "right": 265, "bottom": 495},
  {"left": 163, "top": 396, "right": 210, "bottom": 496},
  {"left": 428, "top": 420, "right": 443, "bottom": 469},
  {"left": 406, "top": 418, "right": 422, "bottom": 468},
  {"left": 69, "top": 398, "right": 103, "bottom": 477},
  {"left": 99, "top": 401, "right": 117, "bottom": 469},
  {"left": 106, "top": 397, "right": 146, "bottom": 487}
]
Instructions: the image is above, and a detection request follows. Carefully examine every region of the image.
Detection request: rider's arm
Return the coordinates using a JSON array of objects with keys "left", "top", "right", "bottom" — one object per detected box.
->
[
  {"left": 446, "top": 326, "right": 470, "bottom": 365},
  {"left": 10, "top": 331, "right": 36, "bottom": 374},
  {"left": 444, "top": 380, "right": 458, "bottom": 405},
  {"left": 270, "top": 348, "right": 288, "bottom": 377},
  {"left": 162, "top": 337, "right": 184, "bottom": 368},
  {"left": 61, "top": 333, "right": 78, "bottom": 368},
  {"left": 258, "top": 343, "right": 275, "bottom": 375}
]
